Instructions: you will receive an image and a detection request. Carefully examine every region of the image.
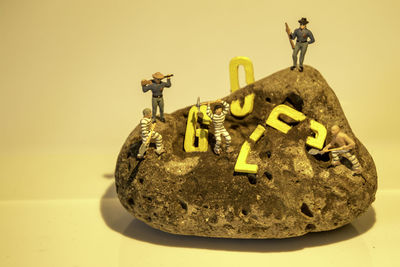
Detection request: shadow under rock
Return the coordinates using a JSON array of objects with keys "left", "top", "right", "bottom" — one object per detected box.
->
[{"left": 100, "top": 182, "right": 376, "bottom": 252}]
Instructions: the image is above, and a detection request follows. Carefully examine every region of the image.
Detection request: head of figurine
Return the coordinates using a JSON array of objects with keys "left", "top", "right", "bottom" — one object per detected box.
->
[
  {"left": 298, "top": 17, "right": 309, "bottom": 29},
  {"left": 331, "top": 125, "right": 341, "bottom": 136},
  {"left": 214, "top": 104, "right": 223, "bottom": 115},
  {"left": 143, "top": 108, "right": 152, "bottom": 118},
  {"left": 152, "top": 72, "right": 164, "bottom": 84}
]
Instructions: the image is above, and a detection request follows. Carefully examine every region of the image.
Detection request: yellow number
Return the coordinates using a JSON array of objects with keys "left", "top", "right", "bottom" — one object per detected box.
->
[
  {"left": 234, "top": 125, "right": 265, "bottom": 174},
  {"left": 229, "top": 56, "right": 255, "bottom": 117},
  {"left": 306, "top": 119, "right": 327, "bottom": 149},
  {"left": 266, "top": 104, "right": 306, "bottom": 134},
  {"left": 184, "top": 106, "right": 210, "bottom": 152}
]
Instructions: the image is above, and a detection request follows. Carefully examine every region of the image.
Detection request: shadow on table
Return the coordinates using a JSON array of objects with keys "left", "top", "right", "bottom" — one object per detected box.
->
[{"left": 100, "top": 182, "right": 376, "bottom": 252}]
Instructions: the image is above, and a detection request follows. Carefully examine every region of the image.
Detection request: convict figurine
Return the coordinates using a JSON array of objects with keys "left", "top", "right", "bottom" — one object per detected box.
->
[
  {"left": 137, "top": 108, "right": 165, "bottom": 159},
  {"left": 207, "top": 100, "right": 232, "bottom": 155},
  {"left": 141, "top": 72, "right": 173, "bottom": 123},
  {"left": 321, "top": 125, "right": 362, "bottom": 174}
]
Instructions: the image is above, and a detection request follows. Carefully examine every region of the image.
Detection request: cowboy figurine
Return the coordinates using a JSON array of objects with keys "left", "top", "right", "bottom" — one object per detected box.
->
[
  {"left": 289, "top": 18, "right": 315, "bottom": 72},
  {"left": 141, "top": 72, "right": 172, "bottom": 123}
]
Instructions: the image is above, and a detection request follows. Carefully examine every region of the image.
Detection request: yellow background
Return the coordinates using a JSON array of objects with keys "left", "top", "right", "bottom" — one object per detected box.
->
[{"left": 0, "top": 0, "right": 399, "bottom": 266}]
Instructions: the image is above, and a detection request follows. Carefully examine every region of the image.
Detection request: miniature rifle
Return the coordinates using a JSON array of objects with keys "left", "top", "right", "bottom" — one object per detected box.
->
[
  {"left": 138, "top": 123, "right": 156, "bottom": 158},
  {"left": 308, "top": 147, "right": 349, "bottom": 155},
  {"left": 285, "top": 22, "right": 295, "bottom": 50},
  {"left": 141, "top": 74, "right": 174, "bottom": 85}
]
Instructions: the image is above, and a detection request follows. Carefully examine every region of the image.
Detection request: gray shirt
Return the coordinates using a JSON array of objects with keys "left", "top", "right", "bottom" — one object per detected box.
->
[
  {"left": 142, "top": 79, "right": 171, "bottom": 97},
  {"left": 290, "top": 28, "right": 315, "bottom": 44}
]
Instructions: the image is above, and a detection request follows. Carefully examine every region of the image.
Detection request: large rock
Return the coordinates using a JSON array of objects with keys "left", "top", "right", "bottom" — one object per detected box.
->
[{"left": 115, "top": 66, "right": 377, "bottom": 239}]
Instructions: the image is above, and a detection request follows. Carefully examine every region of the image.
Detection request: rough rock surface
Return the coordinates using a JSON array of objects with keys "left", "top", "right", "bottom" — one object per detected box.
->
[{"left": 115, "top": 66, "right": 377, "bottom": 239}]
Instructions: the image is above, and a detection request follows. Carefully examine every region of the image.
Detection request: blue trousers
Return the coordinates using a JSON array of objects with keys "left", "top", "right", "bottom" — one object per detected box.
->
[{"left": 292, "top": 42, "right": 308, "bottom": 67}]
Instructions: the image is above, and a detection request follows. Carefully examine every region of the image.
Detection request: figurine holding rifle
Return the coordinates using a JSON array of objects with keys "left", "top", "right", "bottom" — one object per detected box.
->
[
  {"left": 141, "top": 72, "right": 173, "bottom": 123},
  {"left": 286, "top": 18, "right": 315, "bottom": 72}
]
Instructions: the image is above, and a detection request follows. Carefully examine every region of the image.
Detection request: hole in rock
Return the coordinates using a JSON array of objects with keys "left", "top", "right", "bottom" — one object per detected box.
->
[
  {"left": 241, "top": 209, "right": 249, "bottom": 216},
  {"left": 305, "top": 224, "right": 316, "bottom": 231},
  {"left": 143, "top": 196, "right": 152, "bottom": 202},
  {"left": 284, "top": 92, "right": 304, "bottom": 111},
  {"left": 179, "top": 200, "right": 188, "bottom": 211},
  {"left": 308, "top": 147, "right": 330, "bottom": 162},
  {"left": 146, "top": 217, "right": 152, "bottom": 222},
  {"left": 247, "top": 174, "right": 257, "bottom": 185},
  {"left": 203, "top": 205, "right": 209, "bottom": 209},
  {"left": 266, "top": 97, "right": 272, "bottom": 103},
  {"left": 266, "top": 151, "right": 271, "bottom": 158},
  {"left": 340, "top": 157, "right": 353, "bottom": 170},
  {"left": 139, "top": 178, "right": 144, "bottom": 184},
  {"left": 300, "top": 203, "right": 314, "bottom": 217},
  {"left": 128, "top": 198, "right": 135, "bottom": 206},
  {"left": 264, "top": 171, "right": 273, "bottom": 180}
]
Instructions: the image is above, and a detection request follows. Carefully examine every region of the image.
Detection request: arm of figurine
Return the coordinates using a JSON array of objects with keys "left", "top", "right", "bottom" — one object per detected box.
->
[
  {"left": 321, "top": 141, "right": 334, "bottom": 153},
  {"left": 290, "top": 29, "right": 297, "bottom": 40},
  {"left": 140, "top": 120, "right": 150, "bottom": 137},
  {"left": 342, "top": 134, "right": 356, "bottom": 150},
  {"left": 222, "top": 100, "right": 230, "bottom": 115},
  {"left": 142, "top": 82, "right": 153, "bottom": 93},
  {"left": 206, "top": 103, "right": 214, "bottom": 119},
  {"left": 163, "top": 78, "right": 171, "bottom": 88},
  {"left": 308, "top": 30, "right": 315, "bottom": 44}
]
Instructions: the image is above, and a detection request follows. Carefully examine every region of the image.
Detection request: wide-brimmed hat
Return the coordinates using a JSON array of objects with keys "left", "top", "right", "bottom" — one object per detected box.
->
[
  {"left": 152, "top": 72, "right": 165, "bottom": 79},
  {"left": 298, "top": 17, "right": 309, "bottom": 25}
]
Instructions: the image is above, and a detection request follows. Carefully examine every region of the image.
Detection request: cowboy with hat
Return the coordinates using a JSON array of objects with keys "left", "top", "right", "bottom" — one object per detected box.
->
[
  {"left": 289, "top": 17, "right": 315, "bottom": 72},
  {"left": 141, "top": 72, "right": 173, "bottom": 123}
]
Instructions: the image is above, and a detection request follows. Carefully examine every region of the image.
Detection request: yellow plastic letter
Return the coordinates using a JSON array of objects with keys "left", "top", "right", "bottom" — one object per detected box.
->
[
  {"left": 184, "top": 106, "right": 209, "bottom": 152},
  {"left": 234, "top": 141, "right": 258, "bottom": 174},
  {"left": 266, "top": 104, "right": 306, "bottom": 134},
  {"left": 229, "top": 56, "right": 255, "bottom": 117},
  {"left": 306, "top": 119, "right": 327, "bottom": 149},
  {"left": 234, "top": 125, "right": 265, "bottom": 174}
]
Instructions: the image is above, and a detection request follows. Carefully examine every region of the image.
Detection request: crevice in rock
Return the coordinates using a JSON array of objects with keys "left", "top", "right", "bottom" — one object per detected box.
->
[
  {"left": 264, "top": 171, "right": 273, "bottom": 180},
  {"left": 247, "top": 174, "right": 257, "bottom": 184},
  {"left": 179, "top": 200, "right": 188, "bottom": 211},
  {"left": 340, "top": 157, "right": 353, "bottom": 170},
  {"left": 306, "top": 146, "right": 330, "bottom": 162},
  {"left": 127, "top": 159, "right": 143, "bottom": 184},
  {"left": 305, "top": 223, "right": 316, "bottom": 231},
  {"left": 301, "top": 203, "right": 314, "bottom": 217},
  {"left": 143, "top": 196, "right": 152, "bottom": 202},
  {"left": 284, "top": 92, "right": 304, "bottom": 111}
]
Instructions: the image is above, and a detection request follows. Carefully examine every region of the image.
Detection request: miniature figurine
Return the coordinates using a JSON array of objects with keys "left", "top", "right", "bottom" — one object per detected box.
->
[
  {"left": 288, "top": 18, "right": 315, "bottom": 72},
  {"left": 321, "top": 125, "right": 362, "bottom": 174},
  {"left": 141, "top": 72, "right": 173, "bottom": 123},
  {"left": 207, "top": 100, "right": 232, "bottom": 155},
  {"left": 137, "top": 108, "right": 165, "bottom": 158}
]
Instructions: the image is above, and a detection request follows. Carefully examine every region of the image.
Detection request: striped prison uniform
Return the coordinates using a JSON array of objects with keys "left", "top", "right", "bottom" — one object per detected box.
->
[
  {"left": 140, "top": 117, "right": 163, "bottom": 151},
  {"left": 331, "top": 150, "right": 361, "bottom": 171},
  {"left": 207, "top": 101, "right": 231, "bottom": 153}
]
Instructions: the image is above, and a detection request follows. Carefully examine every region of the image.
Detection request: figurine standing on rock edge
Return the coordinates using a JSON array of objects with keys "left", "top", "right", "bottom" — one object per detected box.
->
[
  {"left": 207, "top": 100, "right": 232, "bottom": 155},
  {"left": 141, "top": 72, "right": 173, "bottom": 123},
  {"left": 137, "top": 108, "right": 165, "bottom": 159},
  {"left": 321, "top": 125, "right": 362, "bottom": 174},
  {"left": 286, "top": 17, "right": 315, "bottom": 72}
]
